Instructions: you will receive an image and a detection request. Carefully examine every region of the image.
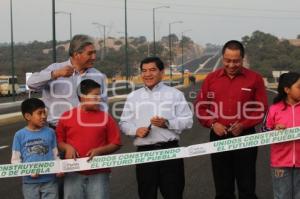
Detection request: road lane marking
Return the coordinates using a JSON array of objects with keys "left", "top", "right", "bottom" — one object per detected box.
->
[
  {"left": 0, "top": 145, "right": 9, "bottom": 150},
  {"left": 267, "top": 88, "right": 278, "bottom": 94}
]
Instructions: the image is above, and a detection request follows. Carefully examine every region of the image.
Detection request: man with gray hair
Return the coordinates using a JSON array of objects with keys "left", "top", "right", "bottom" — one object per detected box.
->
[
  {"left": 28, "top": 34, "right": 108, "bottom": 128},
  {"left": 27, "top": 34, "right": 107, "bottom": 199}
]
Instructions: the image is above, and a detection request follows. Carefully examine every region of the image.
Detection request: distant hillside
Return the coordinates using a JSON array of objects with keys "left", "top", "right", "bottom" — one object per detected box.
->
[
  {"left": 287, "top": 39, "right": 300, "bottom": 47},
  {"left": 242, "top": 31, "right": 300, "bottom": 77},
  {"left": 0, "top": 36, "right": 203, "bottom": 83}
]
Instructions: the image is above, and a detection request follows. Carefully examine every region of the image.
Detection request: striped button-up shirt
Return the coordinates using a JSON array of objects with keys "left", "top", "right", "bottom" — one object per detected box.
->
[{"left": 27, "top": 59, "right": 107, "bottom": 126}]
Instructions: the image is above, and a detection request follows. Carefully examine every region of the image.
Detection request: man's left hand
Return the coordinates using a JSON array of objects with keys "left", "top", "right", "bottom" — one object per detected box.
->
[
  {"left": 229, "top": 123, "right": 244, "bottom": 136},
  {"left": 150, "top": 116, "right": 168, "bottom": 128},
  {"left": 86, "top": 148, "right": 100, "bottom": 162}
]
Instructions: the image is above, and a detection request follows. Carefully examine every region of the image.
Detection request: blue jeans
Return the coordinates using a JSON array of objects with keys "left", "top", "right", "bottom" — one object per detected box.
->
[
  {"left": 23, "top": 181, "right": 58, "bottom": 199},
  {"left": 64, "top": 172, "right": 110, "bottom": 199},
  {"left": 271, "top": 167, "right": 300, "bottom": 199}
]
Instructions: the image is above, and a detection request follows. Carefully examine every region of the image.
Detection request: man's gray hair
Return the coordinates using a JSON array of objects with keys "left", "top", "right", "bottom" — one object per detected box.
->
[{"left": 69, "top": 34, "right": 95, "bottom": 56}]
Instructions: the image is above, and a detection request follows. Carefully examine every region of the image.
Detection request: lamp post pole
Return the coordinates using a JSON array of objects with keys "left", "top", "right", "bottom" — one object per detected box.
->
[
  {"left": 181, "top": 29, "right": 192, "bottom": 84},
  {"left": 92, "top": 22, "right": 107, "bottom": 59},
  {"left": 125, "top": 0, "right": 129, "bottom": 91},
  {"left": 168, "top": 21, "right": 183, "bottom": 86},
  {"left": 10, "top": 0, "right": 15, "bottom": 101},
  {"left": 56, "top": 11, "right": 72, "bottom": 40},
  {"left": 52, "top": 0, "right": 56, "bottom": 63},
  {"left": 153, "top": 6, "right": 169, "bottom": 56}
]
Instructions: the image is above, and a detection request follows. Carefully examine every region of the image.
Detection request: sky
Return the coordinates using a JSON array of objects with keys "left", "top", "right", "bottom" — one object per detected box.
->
[{"left": 1, "top": 0, "right": 300, "bottom": 46}]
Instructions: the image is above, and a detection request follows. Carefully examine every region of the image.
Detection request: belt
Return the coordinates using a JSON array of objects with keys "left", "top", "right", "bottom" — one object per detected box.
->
[
  {"left": 137, "top": 140, "right": 179, "bottom": 151},
  {"left": 210, "top": 127, "right": 256, "bottom": 140}
]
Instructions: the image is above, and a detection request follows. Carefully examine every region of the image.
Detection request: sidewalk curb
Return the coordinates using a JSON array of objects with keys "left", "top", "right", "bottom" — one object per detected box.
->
[{"left": 0, "top": 112, "right": 23, "bottom": 126}]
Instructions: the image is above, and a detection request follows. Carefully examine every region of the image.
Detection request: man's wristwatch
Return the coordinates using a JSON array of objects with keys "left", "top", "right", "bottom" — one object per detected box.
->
[{"left": 51, "top": 70, "right": 57, "bottom": 80}]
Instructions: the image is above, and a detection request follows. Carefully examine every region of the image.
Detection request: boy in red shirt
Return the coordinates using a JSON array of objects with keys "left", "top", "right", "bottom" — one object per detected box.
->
[{"left": 56, "top": 79, "right": 121, "bottom": 199}]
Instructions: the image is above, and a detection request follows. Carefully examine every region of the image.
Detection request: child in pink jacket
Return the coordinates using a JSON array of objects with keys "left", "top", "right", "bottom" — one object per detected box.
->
[{"left": 264, "top": 72, "right": 300, "bottom": 199}]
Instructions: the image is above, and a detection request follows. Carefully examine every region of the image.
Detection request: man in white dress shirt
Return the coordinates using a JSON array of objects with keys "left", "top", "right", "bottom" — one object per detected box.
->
[{"left": 120, "top": 57, "right": 193, "bottom": 199}]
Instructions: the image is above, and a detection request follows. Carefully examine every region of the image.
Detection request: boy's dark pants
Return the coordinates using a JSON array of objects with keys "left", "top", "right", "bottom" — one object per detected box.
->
[{"left": 49, "top": 124, "right": 64, "bottom": 199}]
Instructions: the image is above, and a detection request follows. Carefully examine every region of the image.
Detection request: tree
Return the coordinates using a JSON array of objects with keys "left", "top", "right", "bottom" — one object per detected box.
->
[
  {"left": 179, "top": 36, "right": 192, "bottom": 47},
  {"left": 0, "top": 35, "right": 202, "bottom": 82},
  {"left": 161, "top": 34, "right": 179, "bottom": 44},
  {"left": 242, "top": 30, "right": 300, "bottom": 76}
]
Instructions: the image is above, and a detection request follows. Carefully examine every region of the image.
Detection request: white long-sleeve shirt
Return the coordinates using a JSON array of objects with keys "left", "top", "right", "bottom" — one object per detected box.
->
[
  {"left": 27, "top": 59, "right": 108, "bottom": 126},
  {"left": 119, "top": 82, "right": 193, "bottom": 146}
]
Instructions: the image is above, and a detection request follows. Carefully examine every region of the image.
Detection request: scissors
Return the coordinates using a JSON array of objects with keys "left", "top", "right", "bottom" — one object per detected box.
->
[
  {"left": 147, "top": 124, "right": 152, "bottom": 131},
  {"left": 227, "top": 121, "right": 239, "bottom": 133}
]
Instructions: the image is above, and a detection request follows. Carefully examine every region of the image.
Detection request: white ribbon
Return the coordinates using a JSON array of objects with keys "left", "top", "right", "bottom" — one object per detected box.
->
[{"left": 1, "top": 127, "right": 300, "bottom": 178}]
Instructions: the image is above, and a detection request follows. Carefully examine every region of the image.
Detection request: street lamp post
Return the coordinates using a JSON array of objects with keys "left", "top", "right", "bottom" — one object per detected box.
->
[
  {"left": 69, "top": 12, "right": 72, "bottom": 40},
  {"left": 125, "top": 0, "right": 129, "bottom": 91},
  {"left": 56, "top": 11, "right": 72, "bottom": 40},
  {"left": 10, "top": 0, "right": 15, "bottom": 101},
  {"left": 52, "top": 0, "right": 56, "bottom": 63},
  {"left": 181, "top": 29, "right": 192, "bottom": 84},
  {"left": 92, "top": 22, "right": 107, "bottom": 59},
  {"left": 153, "top": 6, "right": 169, "bottom": 56},
  {"left": 168, "top": 21, "right": 183, "bottom": 86}
]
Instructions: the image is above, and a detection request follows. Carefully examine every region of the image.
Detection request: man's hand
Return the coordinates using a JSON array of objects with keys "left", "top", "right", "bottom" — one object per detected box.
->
[
  {"left": 136, "top": 127, "right": 150, "bottom": 138},
  {"left": 30, "top": 173, "right": 39, "bottom": 178},
  {"left": 228, "top": 123, "right": 244, "bottom": 137},
  {"left": 212, "top": 122, "right": 228, "bottom": 137},
  {"left": 275, "top": 124, "right": 286, "bottom": 130},
  {"left": 56, "top": 173, "right": 64, "bottom": 177},
  {"left": 64, "top": 144, "right": 79, "bottom": 160},
  {"left": 86, "top": 144, "right": 120, "bottom": 162},
  {"left": 150, "top": 116, "right": 168, "bottom": 128},
  {"left": 52, "top": 65, "right": 74, "bottom": 79},
  {"left": 86, "top": 148, "right": 100, "bottom": 162}
]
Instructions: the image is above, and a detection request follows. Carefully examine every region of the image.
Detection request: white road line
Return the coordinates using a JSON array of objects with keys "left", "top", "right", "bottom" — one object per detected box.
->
[
  {"left": 0, "top": 145, "right": 9, "bottom": 150},
  {"left": 194, "top": 54, "right": 216, "bottom": 74},
  {"left": 212, "top": 56, "right": 221, "bottom": 71},
  {"left": 267, "top": 88, "right": 278, "bottom": 94}
]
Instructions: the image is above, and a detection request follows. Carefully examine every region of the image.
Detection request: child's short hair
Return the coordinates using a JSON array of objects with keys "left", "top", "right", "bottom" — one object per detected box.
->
[
  {"left": 77, "top": 79, "right": 101, "bottom": 101},
  {"left": 21, "top": 98, "right": 45, "bottom": 116}
]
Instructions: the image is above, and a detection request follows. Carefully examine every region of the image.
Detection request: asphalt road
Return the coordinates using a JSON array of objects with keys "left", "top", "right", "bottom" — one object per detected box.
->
[
  {"left": 0, "top": 83, "right": 276, "bottom": 199},
  {"left": 181, "top": 54, "right": 214, "bottom": 73}
]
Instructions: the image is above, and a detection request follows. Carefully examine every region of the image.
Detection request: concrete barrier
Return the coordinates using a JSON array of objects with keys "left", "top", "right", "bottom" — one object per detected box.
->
[
  {"left": 0, "top": 84, "right": 188, "bottom": 127},
  {"left": 0, "top": 112, "right": 23, "bottom": 126}
]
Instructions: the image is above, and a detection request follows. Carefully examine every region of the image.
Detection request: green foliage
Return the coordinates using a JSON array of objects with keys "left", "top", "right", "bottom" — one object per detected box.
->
[
  {"left": 179, "top": 36, "right": 193, "bottom": 47},
  {"left": 242, "top": 31, "right": 300, "bottom": 77},
  {"left": 0, "top": 35, "right": 200, "bottom": 81}
]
